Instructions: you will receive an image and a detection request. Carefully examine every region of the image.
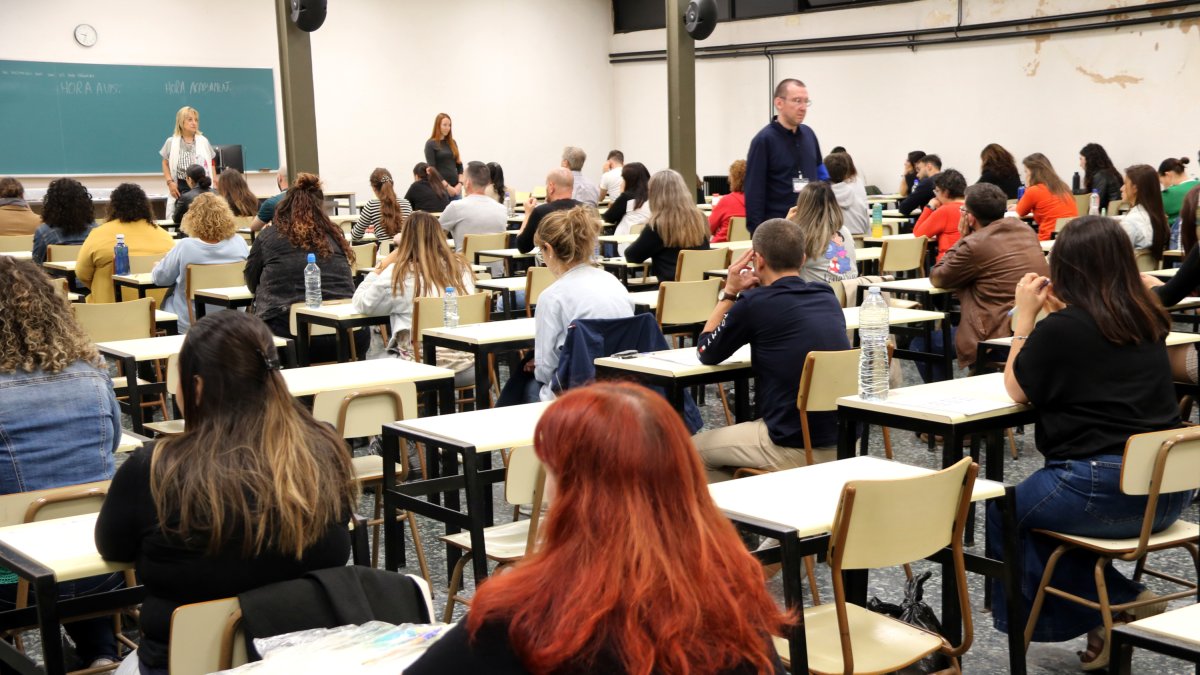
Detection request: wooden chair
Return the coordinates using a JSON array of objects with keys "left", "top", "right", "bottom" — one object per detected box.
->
[
  {"left": 288, "top": 298, "right": 359, "bottom": 363},
  {"left": 1023, "top": 428, "right": 1200, "bottom": 654},
  {"left": 0, "top": 234, "right": 33, "bottom": 253},
  {"left": 143, "top": 353, "right": 185, "bottom": 437},
  {"left": 441, "top": 444, "right": 545, "bottom": 622},
  {"left": 1054, "top": 217, "right": 1074, "bottom": 237},
  {"left": 1073, "top": 193, "right": 1091, "bottom": 216},
  {"left": 880, "top": 236, "right": 928, "bottom": 279},
  {"left": 1134, "top": 250, "right": 1160, "bottom": 273},
  {"left": 413, "top": 292, "right": 492, "bottom": 410},
  {"left": 46, "top": 244, "right": 83, "bottom": 262},
  {"left": 515, "top": 191, "right": 531, "bottom": 204},
  {"left": 350, "top": 242, "right": 376, "bottom": 275},
  {"left": 531, "top": 185, "right": 547, "bottom": 200},
  {"left": 184, "top": 261, "right": 246, "bottom": 324},
  {"left": 773, "top": 457, "right": 979, "bottom": 673},
  {"left": 728, "top": 216, "right": 750, "bottom": 242},
  {"left": 311, "top": 381, "right": 430, "bottom": 578},
  {"left": 524, "top": 266, "right": 555, "bottom": 317},
  {"left": 128, "top": 254, "right": 163, "bottom": 274},
  {"left": 168, "top": 597, "right": 247, "bottom": 675},
  {"left": 1107, "top": 199, "right": 1130, "bottom": 216},
  {"left": 74, "top": 297, "right": 169, "bottom": 422},
  {"left": 674, "top": 248, "right": 729, "bottom": 283},
  {"left": 655, "top": 278, "right": 720, "bottom": 345},
  {"left": 462, "top": 232, "right": 508, "bottom": 272}
]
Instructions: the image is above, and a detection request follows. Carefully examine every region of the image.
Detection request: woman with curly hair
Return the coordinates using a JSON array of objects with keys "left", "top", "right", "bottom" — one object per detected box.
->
[
  {"left": 32, "top": 177, "right": 98, "bottom": 264},
  {"left": 0, "top": 256, "right": 122, "bottom": 669},
  {"left": 151, "top": 193, "right": 249, "bottom": 332},
  {"left": 244, "top": 173, "right": 365, "bottom": 361},
  {"left": 76, "top": 183, "right": 174, "bottom": 303},
  {"left": 215, "top": 167, "right": 259, "bottom": 219},
  {"left": 977, "top": 143, "right": 1021, "bottom": 199},
  {"left": 0, "top": 177, "right": 41, "bottom": 236}
]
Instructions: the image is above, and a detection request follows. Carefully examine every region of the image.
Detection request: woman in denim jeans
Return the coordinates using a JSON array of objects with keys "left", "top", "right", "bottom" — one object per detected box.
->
[
  {"left": 0, "top": 257, "right": 121, "bottom": 669},
  {"left": 986, "top": 216, "right": 1196, "bottom": 670}
]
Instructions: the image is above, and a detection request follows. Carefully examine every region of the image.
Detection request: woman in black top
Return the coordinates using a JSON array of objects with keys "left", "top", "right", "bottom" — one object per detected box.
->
[
  {"left": 404, "top": 162, "right": 451, "bottom": 213},
  {"left": 977, "top": 143, "right": 1021, "bottom": 199},
  {"left": 986, "top": 216, "right": 1194, "bottom": 669},
  {"left": 95, "top": 311, "right": 357, "bottom": 674},
  {"left": 899, "top": 149, "right": 925, "bottom": 196},
  {"left": 601, "top": 161, "right": 650, "bottom": 227},
  {"left": 1079, "top": 142, "right": 1124, "bottom": 208},
  {"left": 424, "top": 112, "right": 463, "bottom": 194},
  {"left": 171, "top": 164, "right": 213, "bottom": 225},
  {"left": 624, "top": 169, "right": 709, "bottom": 281}
]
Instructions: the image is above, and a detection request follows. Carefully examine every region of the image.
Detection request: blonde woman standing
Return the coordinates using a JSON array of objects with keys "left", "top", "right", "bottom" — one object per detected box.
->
[
  {"left": 624, "top": 169, "right": 710, "bottom": 281},
  {"left": 159, "top": 106, "right": 216, "bottom": 216}
]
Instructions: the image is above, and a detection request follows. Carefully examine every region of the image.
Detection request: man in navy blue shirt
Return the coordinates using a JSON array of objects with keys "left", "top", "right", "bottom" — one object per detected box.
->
[
  {"left": 744, "top": 79, "right": 824, "bottom": 233},
  {"left": 693, "top": 218, "right": 850, "bottom": 482}
]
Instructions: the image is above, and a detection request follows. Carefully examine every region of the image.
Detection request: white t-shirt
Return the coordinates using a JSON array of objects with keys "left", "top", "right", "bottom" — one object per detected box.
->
[{"left": 599, "top": 167, "right": 623, "bottom": 197}]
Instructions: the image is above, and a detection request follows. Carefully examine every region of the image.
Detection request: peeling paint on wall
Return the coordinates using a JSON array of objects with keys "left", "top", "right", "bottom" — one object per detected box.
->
[
  {"left": 1025, "top": 35, "right": 1051, "bottom": 76},
  {"left": 1182, "top": 18, "right": 1200, "bottom": 35},
  {"left": 1075, "top": 66, "right": 1142, "bottom": 87}
]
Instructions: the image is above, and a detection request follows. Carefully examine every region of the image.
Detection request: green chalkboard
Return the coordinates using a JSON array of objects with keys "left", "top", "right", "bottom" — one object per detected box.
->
[{"left": 0, "top": 60, "right": 279, "bottom": 175}]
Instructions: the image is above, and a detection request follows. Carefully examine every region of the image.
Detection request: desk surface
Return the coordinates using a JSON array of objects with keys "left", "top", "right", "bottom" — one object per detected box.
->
[
  {"left": 475, "top": 277, "right": 527, "bottom": 292},
  {"left": 155, "top": 310, "right": 177, "bottom": 324},
  {"left": 111, "top": 273, "right": 158, "bottom": 286},
  {"left": 423, "top": 317, "right": 536, "bottom": 345},
  {"left": 1120, "top": 602, "right": 1200, "bottom": 645},
  {"left": 709, "top": 241, "right": 752, "bottom": 251},
  {"left": 708, "top": 456, "right": 1004, "bottom": 538},
  {"left": 294, "top": 303, "right": 383, "bottom": 321},
  {"left": 839, "top": 372, "right": 1028, "bottom": 424},
  {"left": 628, "top": 290, "right": 659, "bottom": 310},
  {"left": 856, "top": 248, "right": 882, "bottom": 262},
  {"left": 598, "top": 234, "right": 639, "bottom": 244},
  {"left": 281, "top": 358, "right": 454, "bottom": 396},
  {"left": 43, "top": 260, "right": 76, "bottom": 272},
  {"left": 985, "top": 331, "right": 1200, "bottom": 349},
  {"left": 862, "top": 233, "right": 918, "bottom": 245},
  {"left": 117, "top": 433, "right": 146, "bottom": 453},
  {"left": 97, "top": 334, "right": 287, "bottom": 361},
  {"left": 595, "top": 344, "right": 751, "bottom": 378},
  {"left": 389, "top": 401, "right": 551, "bottom": 453},
  {"left": 842, "top": 306, "right": 944, "bottom": 330},
  {"left": 871, "top": 277, "right": 952, "bottom": 295},
  {"left": 1148, "top": 267, "right": 1179, "bottom": 279},
  {"left": 194, "top": 285, "right": 252, "bottom": 301},
  {"left": 1, "top": 251, "right": 32, "bottom": 260},
  {"left": 476, "top": 248, "right": 533, "bottom": 259},
  {"left": 0, "top": 513, "right": 129, "bottom": 582}
]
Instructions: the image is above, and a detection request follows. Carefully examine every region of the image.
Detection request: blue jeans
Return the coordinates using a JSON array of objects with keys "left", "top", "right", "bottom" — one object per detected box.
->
[
  {"left": 495, "top": 368, "right": 543, "bottom": 407},
  {"left": 986, "top": 455, "right": 1196, "bottom": 642},
  {"left": 0, "top": 573, "right": 123, "bottom": 662}
]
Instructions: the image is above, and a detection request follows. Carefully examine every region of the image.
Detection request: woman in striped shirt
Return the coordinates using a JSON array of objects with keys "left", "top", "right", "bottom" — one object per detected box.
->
[{"left": 351, "top": 167, "right": 412, "bottom": 240}]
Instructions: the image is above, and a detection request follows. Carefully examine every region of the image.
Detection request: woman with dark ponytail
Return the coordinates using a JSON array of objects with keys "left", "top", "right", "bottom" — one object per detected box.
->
[
  {"left": 352, "top": 167, "right": 412, "bottom": 240},
  {"left": 1159, "top": 156, "right": 1198, "bottom": 223},
  {"left": 404, "top": 162, "right": 451, "bottom": 213},
  {"left": 172, "top": 164, "right": 214, "bottom": 225}
]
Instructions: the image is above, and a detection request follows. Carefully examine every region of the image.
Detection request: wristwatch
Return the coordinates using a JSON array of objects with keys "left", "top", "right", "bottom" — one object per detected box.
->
[{"left": 719, "top": 291, "right": 739, "bottom": 303}]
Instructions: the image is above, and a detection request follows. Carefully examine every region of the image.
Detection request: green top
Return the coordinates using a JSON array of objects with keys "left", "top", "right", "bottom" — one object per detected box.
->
[{"left": 1162, "top": 179, "right": 1199, "bottom": 221}]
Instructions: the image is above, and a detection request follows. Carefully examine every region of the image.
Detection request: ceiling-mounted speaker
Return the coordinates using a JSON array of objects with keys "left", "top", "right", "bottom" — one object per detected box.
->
[
  {"left": 685, "top": 0, "right": 718, "bottom": 40},
  {"left": 290, "top": 0, "right": 327, "bottom": 32}
]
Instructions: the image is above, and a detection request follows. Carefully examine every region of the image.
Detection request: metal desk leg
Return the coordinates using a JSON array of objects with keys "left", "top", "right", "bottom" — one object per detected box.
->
[
  {"left": 836, "top": 414, "right": 857, "bottom": 460},
  {"left": 1001, "top": 487, "right": 1028, "bottom": 675},
  {"left": 296, "top": 320, "right": 311, "bottom": 366},
  {"left": 122, "top": 355, "right": 145, "bottom": 434},
  {"left": 460, "top": 448, "right": 490, "bottom": 584},
  {"left": 475, "top": 347, "right": 492, "bottom": 409},
  {"left": 733, "top": 377, "right": 750, "bottom": 422},
  {"left": 780, "top": 533, "right": 809, "bottom": 673}
]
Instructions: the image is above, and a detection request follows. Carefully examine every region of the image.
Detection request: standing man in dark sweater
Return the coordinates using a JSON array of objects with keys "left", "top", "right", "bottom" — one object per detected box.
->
[
  {"left": 692, "top": 218, "right": 850, "bottom": 482},
  {"left": 516, "top": 168, "right": 581, "bottom": 253},
  {"left": 744, "top": 79, "right": 824, "bottom": 234},
  {"left": 897, "top": 154, "right": 942, "bottom": 216}
]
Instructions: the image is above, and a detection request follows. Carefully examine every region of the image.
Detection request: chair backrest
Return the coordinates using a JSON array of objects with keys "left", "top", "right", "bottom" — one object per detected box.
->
[
  {"left": 233, "top": 216, "right": 254, "bottom": 244},
  {"left": 48, "top": 277, "right": 69, "bottom": 298},
  {"left": 505, "top": 445, "right": 547, "bottom": 553},
  {"left": 1073, "top": 193, "right": 1090, "bottom": 216},
  {"left": 1134, "top": 249, "right": 1159, "bottom": 272},
  {"left": 0, "top": 234, "right": 33, "bottom": 253},
  {"left": 880, "top": 236, "right": 928, "bottom": 276},
  {"left": 515, "top": 191, "right": 530, "bottom": 204},
  {"left": 129, "top": 254, "right": 164, "bottom": 274},
  {"left": 185, "top": 261, "right": 246, "bottom": 300},
  {"left": 168, "top": 597, "right": 247, "bottom": 675},
  {"left": 1054, "top": 217, "right": 1074, "bottom": 235},
  {"left": 525, "top": 266, "right": 556, "bottom": 315},
  {"left": 462, "top": 232, "right": 508, "bottom": 265},
  {"left": 798, "top": 349, "right": 862, "bottom": 413},
  {"left": 1107, "top": 199, "right": 1129, "bottom": 215},
  {"left": 656, "top": 278, "right": 721, "bottom": 326},
  {"left": 350, "top": 243, "right": 376, "bottom": 274},
  {"left": 531, "top": 185, "right": 547, "bottom": 200},
  {"left": 727, "top": 217, "right": 750, "bottom": 242},
  {"left": 311, "top": 381, "right": 419, "bottom": 440},
  {"left": 1121, "top": 427, "right": 1200, "bottom": 497},
  {"left": 165, "top": 352, "right": 180, "bottom": 402},
  {"left": 73, "top": 296, "right": 156, "bottom": 343},
  {"left": 287, "top": 298, "right": 352, "bottom": 337},
  {"left": 674, "top": 248, "right": 730, "bottom": 282},
  {"left": 0, "top": 480, "right": 110, "bottom": 527},
  {"left": 46, "top": 244, "right": 83, "bottom": 263},
  {"left": 411, "top": 292, "right": 490, "bottom": 358}
]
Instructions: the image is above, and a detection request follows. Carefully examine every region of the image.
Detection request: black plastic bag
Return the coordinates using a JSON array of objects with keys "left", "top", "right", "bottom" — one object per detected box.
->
[{"left": 865, "top": 570, "right": 952, "bottom": 674}]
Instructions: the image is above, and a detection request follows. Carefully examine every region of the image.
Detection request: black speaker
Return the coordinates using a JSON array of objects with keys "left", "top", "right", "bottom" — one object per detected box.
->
[
  {"left": 685, "top": 0, "right": 718, "bottom": 40},
  {"left": 290, "top": 0, "right": 327, "bottom": 32}
]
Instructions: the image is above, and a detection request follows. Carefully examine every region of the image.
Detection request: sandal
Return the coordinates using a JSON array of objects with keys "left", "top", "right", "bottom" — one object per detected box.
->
[{"left": 1078, "top": 626, "right": 1109, "bottom": 672}]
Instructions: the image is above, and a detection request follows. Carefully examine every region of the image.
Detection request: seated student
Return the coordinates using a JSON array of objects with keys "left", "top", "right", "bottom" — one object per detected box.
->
[
  {"left": 409, "top": 382, "right": 788, "bottom": 675},
  {"left": 404, "top": 162, "right": 451, "bottom": 214},
  {"left": 1080, "top": 142, "right": 1124, "bottom": 208},
  {"left": 824, "top": 152, "right": 869, "bottom": 235},
  {"left": 602, "top": 162, "right": 651, "bottom": 237},
  {"left": 899, "top": 150, "right": 925, "bottom": 197},
  {"left": 597, "top": 149, "right": 624, "bottom": 203},
  {"left": 1120, "top": 164, "right": 1170, "bottom": 267},
  {"left": 483, "top": 162, "right": 507, "bottom": 203},
  {"left": 692, "top": 219, "right": 851, "bottom": 482},
  {"left": 250, "top": 166, "right": 288, "bottom": 233},
  {"left": 897, "top": 153, "right": 941, "bottom": 216},
  {"left": 1148, "top": 189, "right": 1200, "bottom": 382},
  {"left": 1016, "top": 153, "right": 1078, "bottom": 241},
  {"left": 624, "top": 169, "right": 710, "bottom": 281},
  {"left": 515, "top": 168, "right": 580, "bottom": 253},
  {"left": 32, "top": 177, "right": 98, "bottom": 265},
  {"left": 151, "top": 193, "right": 249, "bottom": 333},
  {"left": 497, "top": 207, "right": 633, "bottom": 405},
  {"left": 708, "top": 159, "right": 747, "bottom": 243},
  {"left": 352, "top": 212, "right": 476, "bottom": 387},
  {"left": 439, "top": 161, "right": 507, "bottom": 248},
  {"left": 1159, "top": 156, "right": 1197, "bottom": 223},
  {"left": 351, "top": 167, "right": 412, "bottom": 241},
  {"left": 0, "top": 177, "right": 42, "bottom": 236},
  {"left": 244, "top": 173, "right": 366, "bottom": 362},
  {"left": 76, "top": 183, "right": 174, "bottom": 303},
  {"left": 215, "top": 167, "right": 260, "bottom": 220},
  {"left": 977, "top": 143, "right": 1022, "bottom": 199},
  {"left": 931, "top": 183, "right": 1048, "bottom": 371},
  {"left": 913, "top": 168, "right": 968, "bottom": 261},
  {"left": 96, "top": 311, "right": 357, "bottom": 675},
  {"left": 987, "top": 216, "right": 1193, "bottom": 670},
  {"left": 788, "top": 181, "right": 856, "bottom": 285},
  {"left": 0, "top": 257, "right": 122, "bottom": 670},
  {"left": 171, "top": 164, "right": 214, "bottom": 225}
]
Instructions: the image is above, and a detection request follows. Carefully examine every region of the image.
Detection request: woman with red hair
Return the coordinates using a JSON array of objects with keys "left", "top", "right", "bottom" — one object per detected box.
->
[{"left": 409, "top": 381, "right": 788, "bottom": 674}]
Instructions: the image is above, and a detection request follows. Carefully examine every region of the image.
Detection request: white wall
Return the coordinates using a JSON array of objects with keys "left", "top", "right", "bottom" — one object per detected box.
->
[{"left": 611, "top": 0, "right": 1200, "bottom": 190}]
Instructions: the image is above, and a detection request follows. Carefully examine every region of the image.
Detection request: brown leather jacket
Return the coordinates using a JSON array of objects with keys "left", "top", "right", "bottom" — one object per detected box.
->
[{"left": 930, "top": 218, "right": 1049, "bottom": 367}]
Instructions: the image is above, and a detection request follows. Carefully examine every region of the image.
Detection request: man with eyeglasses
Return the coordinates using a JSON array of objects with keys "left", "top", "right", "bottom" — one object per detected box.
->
[
  {"left": 930, "top": 183, "right": 1048, "bottom": 372},
  {"left": 744, "top": 78, "right": 826, "bottom": 234}
]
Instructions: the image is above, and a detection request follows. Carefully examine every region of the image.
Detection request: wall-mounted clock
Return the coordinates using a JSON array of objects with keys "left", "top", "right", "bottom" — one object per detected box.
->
[{"left": 74, "top": 24, "right": 98, "bottom": 48}]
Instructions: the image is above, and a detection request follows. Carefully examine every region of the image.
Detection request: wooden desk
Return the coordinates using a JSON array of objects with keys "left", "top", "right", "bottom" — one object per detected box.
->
[
  {"left": 474, "top": 248, "right": 534, "bottom": 278},
  {"left": 324, "top": 190, "right": 357, "bottom": 215},
  {"left": 421, "top": 318, "right": 536, "bottom": 408},
  {"left": 594, "top": 344, "right": 753, "bottom": 421},
  {"left": 474, "top": 277, "right": 527, "bottom": 321},
  {"left": 979, "top": 331, "right": 1200, "bottom": 366},
  {"left": 628, "top": 289, "right": 659, "bottom": 313},
  {"left": 193, "top": 285, "right": 254, "bottom": 319},
  {"left": 42, "top": 260, "right": 78, "bottom": 290},
  {"left": 861, "top": 232, "right": 916, "bottom": 247},
  {"left": 708, "top": 456, "right": 1024, "bottom": 675},
  {"left": 597, "top": 233, "right": 639, "bottom": 257},
  {"left": 599, "top": 258, "right": 655, "bottom": 288},
  {"left": 0, "top": 251, "right": 32, "bottom": 261},
  {"left": 281, "top": 358, "right": 455, "bottom": 402},
  {"left": 117, "top": 431, "right": 151, "bottom": 454},
  {"left": 843, "top": 306, "right": 953, "bottom": 379},
  {"left": 860, "top": 277, "right": 953, "bottom": 312},
  {"left": 1111, "top": 602, "right": 1200, "bottom": 674},
  {"left": 292, "top": 303, "right": 389, "bottom": 365},
  {"left": 1148, "top": 267, "right": 1178, "bottom": 279},
  {"left": 709, "top": 241, "right": 752, "bottom": 253},
  {"left": 381, "top": 401, "right": 552, "bottom": 581},
  {"left": 111, "top": 272, "right": 166, "bottom": 300},
  {"left": 154, "top": 310, "right": 179, "bottom": 335}
]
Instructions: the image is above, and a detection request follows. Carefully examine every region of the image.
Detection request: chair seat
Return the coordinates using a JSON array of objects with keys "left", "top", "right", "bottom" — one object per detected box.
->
[
  {"left": 143, "top": 419, "right": 185, "bottom": 436},
  {"left": 773, "top": 603, "right": 944, "bottom": 674},
  {"left": 1035, "top": 520, "right": 1199, "bottom": 553},
  {"left": 352, "top": 455, "right": 386, "bottom": 483},
  {"left": 110, "top": 376, "right": 152, "bottom": 390},
  {"left": 439, "top": 519, "right": 532, "bottom": 563}
]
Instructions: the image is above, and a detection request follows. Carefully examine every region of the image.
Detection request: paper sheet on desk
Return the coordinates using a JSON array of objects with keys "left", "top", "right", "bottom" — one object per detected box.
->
[
  {"left": 886, "top": 393, "right": 1010, "bottom": 416},
  {"left": 647, "top": 344, "right": 751, "bottom": 367}
]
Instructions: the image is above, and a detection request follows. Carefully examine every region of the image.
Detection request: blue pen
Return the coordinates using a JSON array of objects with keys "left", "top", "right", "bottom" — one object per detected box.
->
[{"left": 1008, "top": 278, "right": 1050, "bottom": 316}]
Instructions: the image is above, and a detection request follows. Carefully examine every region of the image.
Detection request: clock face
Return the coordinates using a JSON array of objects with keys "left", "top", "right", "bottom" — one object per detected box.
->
[{"left": 74, "top": 24, "right": 97, "bottom": 47}]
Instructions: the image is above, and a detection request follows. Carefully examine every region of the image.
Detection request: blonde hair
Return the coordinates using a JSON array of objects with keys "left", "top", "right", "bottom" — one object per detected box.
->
[
  {"left": 0, "top": 257, "right": 100, "bottom": 374},
  {"left": 647, "top": 169, "right": 708, "bottom": 248},
  {"left": 390, "top": 212, "right": 472, "bottom": 298},
  {"left": 789, "top": 181, "right": 844, "bottom": 260},
  {"left": 535, "top": 207, "right": 600, "bottom": 268},
  {"left": 182, "top": 192, "right": 238, "bottom": 242},
  {"left": 172, "top": 106, "right": 201, "bottom": 137}
]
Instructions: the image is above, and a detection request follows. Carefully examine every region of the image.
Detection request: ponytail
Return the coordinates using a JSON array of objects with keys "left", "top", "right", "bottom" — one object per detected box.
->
[{"left": 370, "top": 167, "right": 404, "bottom": 238}]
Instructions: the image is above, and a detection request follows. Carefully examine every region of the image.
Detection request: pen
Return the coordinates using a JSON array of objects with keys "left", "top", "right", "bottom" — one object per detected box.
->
[{"left": 1007, "top": 278, "right": 1050, "bottom": 316}]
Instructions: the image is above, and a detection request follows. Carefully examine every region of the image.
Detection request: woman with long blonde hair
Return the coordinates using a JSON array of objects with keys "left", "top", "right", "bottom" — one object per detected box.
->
[
  {"left": 624, "top": 169, "right": 710, "bottom": 281},
  {"left": 96, "top": 311, "right": 357, "bottom": 675},
  {"left": 425, "top": 112, "right": 463, "bottom": 196},
  {"left": 1016, "top": 153, "right": 1078, "bottom": 241},
  {"left": 788, "top": 180, "right": 857, "bottom": 284}
]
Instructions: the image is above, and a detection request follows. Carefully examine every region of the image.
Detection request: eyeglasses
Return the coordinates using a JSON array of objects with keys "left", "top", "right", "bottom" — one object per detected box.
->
[{"left": 784, "top": 98, "right": 814, "bottom": 107}]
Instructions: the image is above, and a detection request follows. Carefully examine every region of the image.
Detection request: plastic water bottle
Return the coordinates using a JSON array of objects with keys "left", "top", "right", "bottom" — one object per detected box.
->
[
  {"left": 1088, "top": 189, "right": 1100, "bottom": 216},
  {"left": 504, "top": 191, "right": 515, "bottom": 218},
  {"left": 303, "top": 253, "right": 321, "bottom": 309},
  {"left": 871, "top": 203, "right": 884, "bottom": 237},
  {"left": 443, "top": 286, "right": 459, "bottom": 328},
  {"left": 113, "top": 234, "right": 130, "bottom": 276},
  {"left": 858, "top": 287, "right": 890, "bottom": 401}
]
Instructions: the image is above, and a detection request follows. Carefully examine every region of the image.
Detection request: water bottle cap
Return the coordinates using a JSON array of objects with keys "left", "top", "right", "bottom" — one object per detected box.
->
[
  {"left": 868, "top": 285, "right": 881, "bottom": 292},
  {"left": 445, "top": 286, "right": 454, "bottom": 292},
  {"left": 307, "top": 253, "right": 316, "bottom": 263},
  {"left": 116, "top": 233, "right": 124, "bottom": 242}
]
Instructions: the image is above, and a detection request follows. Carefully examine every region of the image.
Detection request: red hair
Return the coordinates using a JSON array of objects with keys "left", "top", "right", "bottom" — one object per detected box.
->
[
  {"left": 467, "top": 382, "right": 788, "bottom": 674},
  {"left": 429, "top": 112, "right": 461, "bottom": 164}
]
